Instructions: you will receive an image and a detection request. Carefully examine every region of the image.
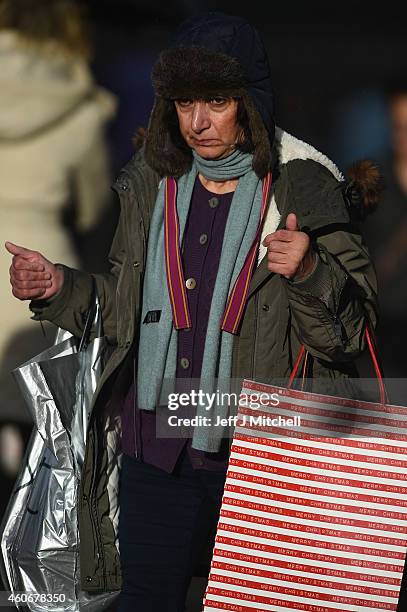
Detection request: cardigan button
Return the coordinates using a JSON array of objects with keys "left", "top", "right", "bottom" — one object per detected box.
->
[
  {"left": 133, "top": 261, "right": 140, "bottom": 268},
  {"left": 180, "top": 357, "right": 190, "bottom": 369},
  {"left": 208, "top": 197, "right": 219, "bottom": 209},
  {"left": 185, "top": 277, "right": 196, "bottom": 290},
  {"left": 86, "top": 576, "right": 92, "bottom": 583},
  {"left": 199, "top": 233, "right": 208, "bottom": 245},
  {"left": 262, "top": 304, "right": 270, "bottom": 311}
]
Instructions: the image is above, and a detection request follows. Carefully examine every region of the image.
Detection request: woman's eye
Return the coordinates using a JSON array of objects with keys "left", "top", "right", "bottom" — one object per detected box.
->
[
  {"left": 211, "top": 98, "right": 227, "bottom": 105},
  {"left": 176, "top": 99, "right": 193, "bottom": 108}
]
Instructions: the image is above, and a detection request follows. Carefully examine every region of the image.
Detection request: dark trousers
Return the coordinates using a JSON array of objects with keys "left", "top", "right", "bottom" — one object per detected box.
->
[{"left": 117, "top": 446, "right": 227, "bottom": 612}]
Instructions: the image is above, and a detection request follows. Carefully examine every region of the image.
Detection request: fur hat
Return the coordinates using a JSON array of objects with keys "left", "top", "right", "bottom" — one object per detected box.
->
[{"left": 144, "top": 13, "right": 275, "bottom": 179}]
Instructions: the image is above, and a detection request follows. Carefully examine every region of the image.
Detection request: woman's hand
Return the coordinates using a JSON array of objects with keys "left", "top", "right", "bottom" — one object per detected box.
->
[
  {"left": 5, "top": 241, "right": 64, "bottom": 301},
  {"left": 263, "top": 213, "right": 316, "bottom": 281}
]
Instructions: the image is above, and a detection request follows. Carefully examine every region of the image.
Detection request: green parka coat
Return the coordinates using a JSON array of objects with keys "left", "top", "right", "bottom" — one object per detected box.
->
[{"left": 29, "top": 128, "right": 378, "bottom": 591}]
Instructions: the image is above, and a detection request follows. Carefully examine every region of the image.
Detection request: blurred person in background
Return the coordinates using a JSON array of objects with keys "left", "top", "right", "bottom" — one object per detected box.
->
[
  {"left": 0, "top": 0, "right": 116, "bottom": 480},
  {"left": 362, "top": 83, "right": 407, "bottom": 379}
]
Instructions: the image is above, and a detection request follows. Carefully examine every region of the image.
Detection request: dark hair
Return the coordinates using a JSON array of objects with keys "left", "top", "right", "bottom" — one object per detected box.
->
[{"left": 236, "top": 98, "right": 255, "bottom": 153}]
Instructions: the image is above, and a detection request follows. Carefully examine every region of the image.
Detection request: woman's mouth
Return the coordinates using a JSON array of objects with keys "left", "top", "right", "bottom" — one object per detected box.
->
[{"left": 192, "top": 138, "right": 219, "bottom": 145}]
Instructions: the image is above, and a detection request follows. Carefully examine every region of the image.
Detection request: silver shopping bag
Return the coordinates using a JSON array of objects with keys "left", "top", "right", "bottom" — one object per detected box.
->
[{"left": 0, "top": 283, "right": 117, "bottom": 611}]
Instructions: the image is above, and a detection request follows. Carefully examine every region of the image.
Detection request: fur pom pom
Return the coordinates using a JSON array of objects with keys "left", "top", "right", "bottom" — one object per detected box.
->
[{"left": 346, "top": 160, "right": 384, "bottom": 218}]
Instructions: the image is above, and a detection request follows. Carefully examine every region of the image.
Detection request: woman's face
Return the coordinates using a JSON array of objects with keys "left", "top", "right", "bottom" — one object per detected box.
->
[{"left": 174, "top": 97, "right": 241, "bottom": 160}]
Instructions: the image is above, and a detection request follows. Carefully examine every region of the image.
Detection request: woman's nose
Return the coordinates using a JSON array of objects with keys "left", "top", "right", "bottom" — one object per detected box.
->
[{"left": 191, "top": 102, "right": 210, "bottom": 133}]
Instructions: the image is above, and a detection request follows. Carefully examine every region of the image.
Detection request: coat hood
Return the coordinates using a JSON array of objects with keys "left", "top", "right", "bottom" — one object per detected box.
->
[{"left": 0, "top": 31, "right": 114, "bottom": 140}]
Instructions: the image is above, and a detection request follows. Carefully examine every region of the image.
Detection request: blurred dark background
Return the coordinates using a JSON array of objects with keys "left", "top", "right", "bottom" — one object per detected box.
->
[{"left": 1, "top": 0, "right": 407, "bottom": 609}]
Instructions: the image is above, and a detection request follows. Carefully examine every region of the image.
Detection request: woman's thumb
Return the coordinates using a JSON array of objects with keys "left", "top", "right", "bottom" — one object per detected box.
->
[
  {"left": 285, "top": 213, "right": 299, "bottom": 232},
  {"left": 5, "top": 241, "right": 33, "bottom": 258}
]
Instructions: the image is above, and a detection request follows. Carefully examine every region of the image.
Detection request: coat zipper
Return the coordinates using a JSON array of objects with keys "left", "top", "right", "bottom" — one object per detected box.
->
[
  {"left": 313, "top": 273, "right": 348, "bottom": 342},
  {"left": 313, "top": 245, "right": 348, "bottom": 341}
]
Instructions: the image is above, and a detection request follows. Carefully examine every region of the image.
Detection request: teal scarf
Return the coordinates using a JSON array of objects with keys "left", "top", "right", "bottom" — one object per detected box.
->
[
  {"left": 192, "top": 148, "right": 253, "bottom": 179},
  {"left": 137, "top": 150, "right": 267, "bottom": 452}
]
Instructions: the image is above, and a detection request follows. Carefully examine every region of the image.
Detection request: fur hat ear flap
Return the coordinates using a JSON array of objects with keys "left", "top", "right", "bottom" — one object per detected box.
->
[
  {"left": 241, "top": 93, "right": 274, "bottom": 179},
  {"left": 144, "top": 97, "right": 192, "bottom": 178}
]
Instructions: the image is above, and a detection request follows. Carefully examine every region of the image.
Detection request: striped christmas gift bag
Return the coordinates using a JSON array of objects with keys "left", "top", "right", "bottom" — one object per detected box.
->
[{"left": 202, "top": 329, "right": 407, "bottom": 612}]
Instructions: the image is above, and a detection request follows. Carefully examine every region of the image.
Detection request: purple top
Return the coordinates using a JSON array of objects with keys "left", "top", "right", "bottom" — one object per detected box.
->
[{"left": 121, "top": 176, "right": 234, "bottom": 472}]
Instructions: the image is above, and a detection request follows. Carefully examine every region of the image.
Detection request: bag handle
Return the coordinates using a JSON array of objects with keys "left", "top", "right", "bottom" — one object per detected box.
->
[
  {"left": 287, "top": 345, "right": 306, "bottom": 390},
  {"left": 78, "top": 276, "right": 102, "bottom": 352},
  {"left": 364, "top": 325, "right": 388, "bottom": 405},
  {"left": 287, "top": 324, "right": 388, "bottom": 405}
]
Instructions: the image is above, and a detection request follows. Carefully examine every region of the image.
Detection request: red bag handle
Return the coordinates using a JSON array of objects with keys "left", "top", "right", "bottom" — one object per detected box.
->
[
  {"left": 365, "top": 325, "right": 388, "bottom": 405},
  {"left": 287, "top": 325, "right": 388, "bottom": 405},
  {"left": 287, "top": 345, "right": 306, "bottom": 389}
]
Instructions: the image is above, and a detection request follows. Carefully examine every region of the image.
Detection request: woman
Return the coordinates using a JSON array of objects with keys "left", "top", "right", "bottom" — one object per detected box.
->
[{"left": 6, "top": 13, "right": 379, "bottom": 612}]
